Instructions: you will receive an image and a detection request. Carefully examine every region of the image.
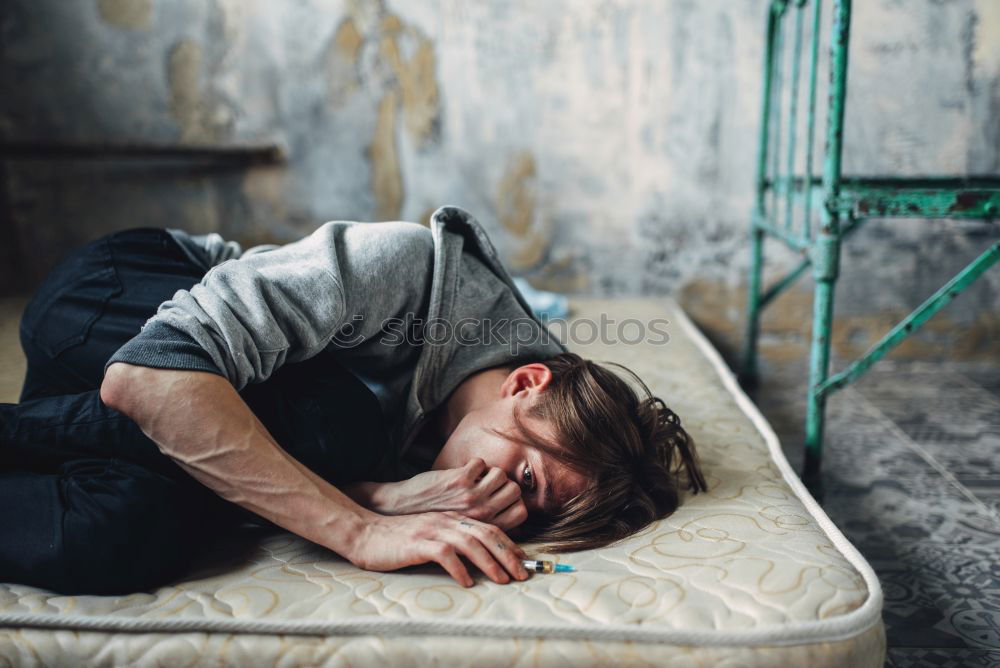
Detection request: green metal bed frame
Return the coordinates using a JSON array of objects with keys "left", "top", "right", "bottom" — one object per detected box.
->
[{"left": 739, "top": 0, "right": 1000, "bottom": 489}]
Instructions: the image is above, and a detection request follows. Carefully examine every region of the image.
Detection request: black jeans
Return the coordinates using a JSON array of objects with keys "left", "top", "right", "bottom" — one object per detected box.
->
[{"left": 0, "top": 228, "right": 389, "bottom": 595}]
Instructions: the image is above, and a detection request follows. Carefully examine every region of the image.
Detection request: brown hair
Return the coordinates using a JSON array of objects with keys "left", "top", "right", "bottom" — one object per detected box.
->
[{"left": 489, "top": 352, "right": 707, "bottom": 553}]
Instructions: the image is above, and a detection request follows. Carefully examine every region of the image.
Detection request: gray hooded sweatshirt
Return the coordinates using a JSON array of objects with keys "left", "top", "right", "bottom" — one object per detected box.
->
[{"left": 105, "top": 205, "right": 567, "bottom": 478}]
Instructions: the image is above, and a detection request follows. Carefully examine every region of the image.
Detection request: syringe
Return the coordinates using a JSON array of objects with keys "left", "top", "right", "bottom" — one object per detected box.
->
[{"left": 522, "top": 559, "right": 575, "bottom": 574}]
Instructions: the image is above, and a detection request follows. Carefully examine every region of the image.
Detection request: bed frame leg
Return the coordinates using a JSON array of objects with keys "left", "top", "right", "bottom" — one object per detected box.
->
[
  {"left": 803, "top": 224, "right": 841, "bottom": 495},
  {"left": 804, "top": 275, "right": 834, "bottom": 498},
  {"left": 740, "top": 228, "right": 766, "bottom": 391}
]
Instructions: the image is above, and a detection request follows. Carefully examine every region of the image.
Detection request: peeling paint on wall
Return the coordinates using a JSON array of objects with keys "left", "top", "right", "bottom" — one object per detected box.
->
[
  {"left": 496, "top": 151, "right": 549, "bottom": 272},
  {"left": 167, "top": 39, "right": 229, "bottom": 142},
  {"left": 973, "top": 0, "right": 1000, "bottom": 74},
  {"left": 2, "top": 0, "right": 998, "bottom": 358},
  {"left": 97, "top": 0, "right": 152, "bottom": 31},
  {"left": 326, "top": 17, "right": 363, "bottom": 109},
  {"left": 524, "top": 253, "right": 590, "bottom": 295},
  {"left": 325, "top": 3, "right": 441, "bottom": 220},
  {"left": 382, "top": 23, "right": 440, "bottom": 147},
  {"left": 370, "top": 88, "right": 403, "bottom": 220},
  {"left": 167, "top": 39, "right": 203, "bottom": 138}
]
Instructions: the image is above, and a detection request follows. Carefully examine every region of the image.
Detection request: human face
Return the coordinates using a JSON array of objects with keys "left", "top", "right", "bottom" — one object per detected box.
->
[{"left": 430, "top": 394, "right": 589, "bottom": 521}]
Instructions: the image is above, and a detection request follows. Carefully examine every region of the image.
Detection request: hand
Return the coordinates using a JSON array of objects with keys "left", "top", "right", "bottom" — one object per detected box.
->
[
  {"left": 348, "top": 511, "right": 531, "bottom": 587},
  {"left": 383, "top": 458, "right": 528, "bottom": 530}
]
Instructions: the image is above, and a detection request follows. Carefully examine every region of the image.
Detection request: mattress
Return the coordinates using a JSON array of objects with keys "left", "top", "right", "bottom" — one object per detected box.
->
[{"left": 0, "top": 297, "right": 885, "bottom": 667}]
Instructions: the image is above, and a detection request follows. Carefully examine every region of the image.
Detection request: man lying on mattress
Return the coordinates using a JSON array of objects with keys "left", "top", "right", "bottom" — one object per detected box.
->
[{"left": 1, "top": 206, "right": 706, "bottom": 595}]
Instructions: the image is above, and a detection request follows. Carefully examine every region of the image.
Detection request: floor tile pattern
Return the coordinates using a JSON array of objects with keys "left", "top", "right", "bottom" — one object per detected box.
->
[{"left": 750, "top": 357, "right": 1000, "bottom": 668}]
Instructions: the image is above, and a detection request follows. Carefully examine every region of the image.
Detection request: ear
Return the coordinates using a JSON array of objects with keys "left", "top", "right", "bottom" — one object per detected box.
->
[{"left": 503, "top": 362, "right": 553, "bottom": 397}]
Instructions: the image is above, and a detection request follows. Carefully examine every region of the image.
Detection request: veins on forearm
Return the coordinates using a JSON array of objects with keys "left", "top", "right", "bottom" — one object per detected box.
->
[{"left": 343, "top": 481, "right": 395, "bottom": 514}]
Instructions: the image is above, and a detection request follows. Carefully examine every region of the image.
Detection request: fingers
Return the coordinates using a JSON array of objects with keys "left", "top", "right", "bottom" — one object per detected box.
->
[
  {"left": 486, "top": 479, "right": 521, "bottom": 515},
  {"left": 492, "top": 497, "right": 529, "bottom": 530},
  {"left": 426, "top": 542, "right": 475, "bottom": 588},
  {"left": 447, "top": 515, "right": 529, "bottom": 583},
  {"left": 445, "top": 531, "right": 514, "bottom": 585},
  {"left": 463, "top": 458, "right": 487, "bottom": 481},
  {"left": 391, "top": 513, "right": 530, "bottom": 589},
  {"left": 475, "top": 466, "right": 508, "bottom": 494}
]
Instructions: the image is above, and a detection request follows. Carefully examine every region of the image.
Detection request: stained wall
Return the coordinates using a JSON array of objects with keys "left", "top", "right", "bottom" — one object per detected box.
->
[{"left": 1, "top": 0, "right": 998, "bottom": 362}]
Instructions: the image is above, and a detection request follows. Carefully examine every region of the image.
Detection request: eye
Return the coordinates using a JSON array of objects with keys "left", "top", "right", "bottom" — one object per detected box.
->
[{"left": 522, "top": 463, "right": 535, "bottom": 491}]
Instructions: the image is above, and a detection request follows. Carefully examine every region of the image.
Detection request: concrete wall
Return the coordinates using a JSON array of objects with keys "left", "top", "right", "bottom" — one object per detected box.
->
[{"left": 2, "top": 0, "right": 999, "bottom": 363}]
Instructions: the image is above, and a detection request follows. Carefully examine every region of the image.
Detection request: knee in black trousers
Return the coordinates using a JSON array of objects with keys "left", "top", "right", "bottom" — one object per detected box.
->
[
  {"left": 2, "top": 228, "right": 246, "bottom": 594},
  {"left": 18, "top": 227, "right": 205, "bottom": 401},
  {"left": 3, "top": 226, "right": 387, "bottom": 594},
  {"left": 0, "top": 457, "right": 237, "bottom": 595}
]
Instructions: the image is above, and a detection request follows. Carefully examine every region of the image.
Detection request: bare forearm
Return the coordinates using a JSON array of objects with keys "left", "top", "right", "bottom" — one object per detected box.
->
[
  {"left": 101, "top": 363, "right": 374, "bottom": 558},
  {"left": 342, "top": 481, "right": 396, "bottom": 514}
]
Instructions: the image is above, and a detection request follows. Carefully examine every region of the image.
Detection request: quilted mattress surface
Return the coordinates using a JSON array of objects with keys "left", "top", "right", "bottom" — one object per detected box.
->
[{"left": 0, "top": 297, "right": 885, "bottom": 666}]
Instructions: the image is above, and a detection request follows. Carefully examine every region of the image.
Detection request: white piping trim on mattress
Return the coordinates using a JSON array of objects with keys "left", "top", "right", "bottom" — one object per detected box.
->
[
  {"left": 0, "top": 611, "right": 880, "bottom": 646},
  {"left": 666, "top": 296, "right": 884, "bottom": 640},
  {"left": 0, "top": 298, "right": 883, "bottom": 647}
]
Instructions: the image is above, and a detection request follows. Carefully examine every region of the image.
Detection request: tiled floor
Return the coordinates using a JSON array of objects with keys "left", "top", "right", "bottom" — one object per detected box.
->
[
  {"left": 2, "top": 294, "right": 999, "bottom": 666},
  {"left": 749, "top": 355, "right": 1000, "bottom": 667}
]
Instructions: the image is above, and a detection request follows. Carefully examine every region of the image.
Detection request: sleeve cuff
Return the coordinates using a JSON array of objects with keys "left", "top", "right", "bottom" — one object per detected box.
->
[{"left": 104, "top": 320, "right": 226, "bottom": 379}]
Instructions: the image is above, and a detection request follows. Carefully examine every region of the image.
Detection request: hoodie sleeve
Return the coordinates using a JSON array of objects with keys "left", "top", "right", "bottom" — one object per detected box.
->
[
  {"left": 166, "top": 228, "right": 282, "bottom": 272},
  {"left": 105, "top": 220, "right": 434, "bottom": 391}
]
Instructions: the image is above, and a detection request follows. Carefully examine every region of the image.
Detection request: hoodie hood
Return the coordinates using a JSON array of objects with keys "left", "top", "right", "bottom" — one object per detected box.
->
[{"left": 391, "top": 205, "right": 568, "bottom": 463}]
